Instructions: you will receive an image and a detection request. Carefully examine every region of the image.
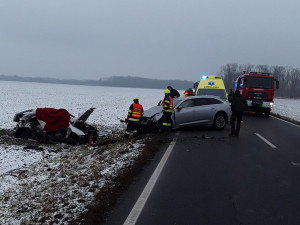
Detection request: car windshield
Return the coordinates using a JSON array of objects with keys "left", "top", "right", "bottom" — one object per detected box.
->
[
  {"left": 244, "top": 76, "right": 274, "bottom": 89},
  {"left": 196, "top": 89, "right": 226, "bottom": 100},
  {"left": 173, "top": 99, "right": 181, "bottom": 107}
]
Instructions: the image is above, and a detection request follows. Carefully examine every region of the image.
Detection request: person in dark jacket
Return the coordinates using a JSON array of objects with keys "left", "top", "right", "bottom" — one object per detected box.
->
[
  {"left": 124, "top": 96, "right": 144, "bottom": 140},
  {"left": 167, "top": 86, "right": 180, "bottom": 98},
  {"left": 228, "top": 90, "right": 247, "bottom": 136}
]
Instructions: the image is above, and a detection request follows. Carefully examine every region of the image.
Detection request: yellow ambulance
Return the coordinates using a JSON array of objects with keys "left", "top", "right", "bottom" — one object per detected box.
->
[{"left": 194, "top": 75, "right": 228, "bottom": 101}]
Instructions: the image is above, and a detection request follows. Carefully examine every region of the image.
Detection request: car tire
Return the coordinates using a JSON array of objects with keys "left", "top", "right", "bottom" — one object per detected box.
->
[
  {"left": 14, "top": 127, "right": 32, "bottom": 139},
  {"left": 214, "top": 113, "right": 227, "bottom": 130},
  {"left": 157, "top": 122, "right": 164, "bottom": 133},
  {"left": 67, "top": 133, "right": 78, "bottom": 145}
]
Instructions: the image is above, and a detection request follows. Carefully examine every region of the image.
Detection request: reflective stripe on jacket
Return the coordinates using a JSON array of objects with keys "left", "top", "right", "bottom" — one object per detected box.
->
[
  {"left": 128, "top": 103, "right": 143, "bottom": 121},
  {"left": 163, "top": 96, "right": 173, "bottom": 112}
]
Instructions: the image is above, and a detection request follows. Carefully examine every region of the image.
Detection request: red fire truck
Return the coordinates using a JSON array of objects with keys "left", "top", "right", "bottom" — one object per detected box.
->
[{"left": 234, "top": 72, "right": 279, "bottom": 117}]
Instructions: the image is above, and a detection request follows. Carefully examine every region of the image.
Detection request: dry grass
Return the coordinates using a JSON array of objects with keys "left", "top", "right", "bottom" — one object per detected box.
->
[{"left": 76, "top": 134, "right": 165, "bottom": 225}]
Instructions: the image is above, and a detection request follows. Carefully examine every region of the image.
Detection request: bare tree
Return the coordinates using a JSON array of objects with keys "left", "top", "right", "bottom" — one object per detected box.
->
[
  {"left": 289, "top": 69, "right": 300, "bottom": 98},
  {"left": 271, "top": 66, "right": 286, "bottom": 97},
  {"left": 238, "top": 64, "right": 254, "bottom": 74},
  {"left": 219, "top": 63, "right": 300, "bottom": 98},
  {"left": 219, "top": 63, "right": 238, "bottom": 90},
  {"left": 256, "top": 65, "right": 270, "bottom": 73}
]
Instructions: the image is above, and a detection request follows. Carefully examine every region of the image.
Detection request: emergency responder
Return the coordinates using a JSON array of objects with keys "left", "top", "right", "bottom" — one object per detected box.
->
[
  {"left": 161, "top": 89, "right": 173, "bottom": 132},
  {"left": 228, "top": 90, "right": 247, "bottom": 136},
  {"left": 167, "top": 86, "right": 180, "bottom": 98},
  {"left": 183, "top": 88, "right": 194, "bottom": 97},
  {"left": 124, "top": 96, "right": 144, "bottom": 140}
]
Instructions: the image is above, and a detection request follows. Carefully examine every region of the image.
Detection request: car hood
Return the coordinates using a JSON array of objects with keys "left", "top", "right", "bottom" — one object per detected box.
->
[{"left": 143, "top": 105, "right": 163, "bottom": 118}]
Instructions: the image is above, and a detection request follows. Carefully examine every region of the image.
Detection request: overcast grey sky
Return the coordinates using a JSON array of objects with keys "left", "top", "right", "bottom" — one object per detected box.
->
[{"left": 1, "top": 0, "right": 299, "bottom": 81}]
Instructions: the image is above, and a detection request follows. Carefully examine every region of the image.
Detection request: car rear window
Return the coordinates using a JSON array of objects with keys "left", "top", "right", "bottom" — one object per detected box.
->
[
  {"left": 207, "top": 98, "right": 223, "bottom": 104},
  {"left": 194, "top": 98, "right": 223, "bottom": 106}
]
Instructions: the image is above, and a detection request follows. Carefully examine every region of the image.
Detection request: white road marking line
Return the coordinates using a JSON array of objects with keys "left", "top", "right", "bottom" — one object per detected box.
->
[
  {"left": 271, "top": 115, "right": 300, "bottom": 128},
  {"left": 291, "top": 162, "right": 300, "bottom": 167},
  {"left": 123, "top": 132, "right": 180, "bottom": 225},
  {"left": 255, "top": 133, "right": 277, "bottom": 149}
]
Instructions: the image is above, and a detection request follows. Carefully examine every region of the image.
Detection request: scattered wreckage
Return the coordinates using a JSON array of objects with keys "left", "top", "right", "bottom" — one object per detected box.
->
[{"left": 13, "top": 107, "right": 98, "bottom": 145}]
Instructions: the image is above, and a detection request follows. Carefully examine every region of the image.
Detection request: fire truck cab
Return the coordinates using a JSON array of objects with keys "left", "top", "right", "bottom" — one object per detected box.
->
[{"left": 235, "top": 72, "right": 279, "bottom": 117}]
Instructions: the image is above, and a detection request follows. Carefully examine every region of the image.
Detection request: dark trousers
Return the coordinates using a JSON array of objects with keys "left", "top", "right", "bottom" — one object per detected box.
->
[
  {"left": 161, "top": 112, "right": 172, "bottom": 132},
  {"left": 124, "top": 120, "right": 139, "bottom": 139},
  {"left": 230, "top": 111, "right": 243, "bottom": 135}
]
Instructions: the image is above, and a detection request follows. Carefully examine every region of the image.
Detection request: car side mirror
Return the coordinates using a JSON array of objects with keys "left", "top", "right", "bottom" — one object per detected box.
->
[
  {"left": 157, "top": 100, "right": 162, "bottom": 106},
  {"left": 176, "top": 106, "right": 182, "bottom": 111}
]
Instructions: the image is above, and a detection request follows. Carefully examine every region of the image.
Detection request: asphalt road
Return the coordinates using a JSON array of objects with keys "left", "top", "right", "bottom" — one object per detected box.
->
[{"left": 103, "top": 115, "right": 300, "bottom": 225}]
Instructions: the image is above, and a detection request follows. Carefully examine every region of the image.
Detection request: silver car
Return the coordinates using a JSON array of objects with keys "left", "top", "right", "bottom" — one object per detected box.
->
[{"left": 141, "top": 95, "right": 231, "bottom": 131}]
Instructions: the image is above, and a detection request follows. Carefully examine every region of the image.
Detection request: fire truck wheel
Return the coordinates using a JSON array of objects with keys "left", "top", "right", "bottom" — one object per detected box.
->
[
  {"left": 255, "top": 110, "right": 263, "bottom": 116},
  {"left": 264, "top": 109, "right": 270, "bottom": 117}
]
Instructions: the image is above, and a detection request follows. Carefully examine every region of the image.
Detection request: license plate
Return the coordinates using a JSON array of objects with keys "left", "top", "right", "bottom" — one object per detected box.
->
[{"left": 252, "top": 100, "right": 263, "bottom": 106}]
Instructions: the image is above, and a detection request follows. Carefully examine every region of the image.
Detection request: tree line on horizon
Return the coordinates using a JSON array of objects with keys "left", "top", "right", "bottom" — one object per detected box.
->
[
  {"left": 0, "top": 74, "right": 194, "bottom": 90},
  {"left": 1, "top": 64, "right": 299, "bottom": 98},
  {"left": 219, "top": 63, "right": 300, "bottom": 98}
]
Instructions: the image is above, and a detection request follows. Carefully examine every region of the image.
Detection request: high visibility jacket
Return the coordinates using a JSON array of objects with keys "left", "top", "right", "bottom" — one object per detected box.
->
[
  {"left": 128, "top": 103, "right": 144, "bottom": 121},
  {"left": 183, "top": 90, "right": 193, "bottom": 97},
  {"left": 163, "top": 96, "right": 173, "bottom": 112}
]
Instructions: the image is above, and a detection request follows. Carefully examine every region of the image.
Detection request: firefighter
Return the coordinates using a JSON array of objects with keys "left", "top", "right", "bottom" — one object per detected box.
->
[
  {"left": 124, "top": 96, "right": 144, "bottom": 140},
  {"left": 183, "top": 88, "right": 194, "bottom": 97},
  {"left": 228, "top": 90, "right": 247, "bottom": 137},
  {"left": 161, "top": 89, "right": 174, "bottom": 132}
]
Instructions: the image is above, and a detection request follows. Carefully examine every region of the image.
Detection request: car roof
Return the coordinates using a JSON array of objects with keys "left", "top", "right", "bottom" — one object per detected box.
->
[{"left": 178, "top": 95, "right": 223, "bottom": 100}]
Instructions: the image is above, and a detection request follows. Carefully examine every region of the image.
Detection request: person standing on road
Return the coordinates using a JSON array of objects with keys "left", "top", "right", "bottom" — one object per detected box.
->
[
  {"left": 124, "top": 96, "right": 144, "bottom": 140},
  {"left": 161, "top": 89, "right": 174, "bottom": 132},
  {"left": 228, "top": 90, "right": 247, "bottom": 137},
  {"left": 167, "top": 86, "right": 180, "bottom": 98}
]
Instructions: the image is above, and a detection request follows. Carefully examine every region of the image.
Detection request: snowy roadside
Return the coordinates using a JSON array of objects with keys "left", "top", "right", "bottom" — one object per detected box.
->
[
  {"left": 0, "top": 131, "right": 147, "bottom": 224},
  {"left": 271, "top": 98, "right": 300, "bottom": 124},
  {"left": 0, "top": 81, "right": 164, "bottom": 225}
]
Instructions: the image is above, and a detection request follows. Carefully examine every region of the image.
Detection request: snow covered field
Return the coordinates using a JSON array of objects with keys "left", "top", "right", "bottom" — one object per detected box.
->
[
  {"left": 0, "top": 81, "right": 165, "bottom": 129},
  {"left": 0, "top": 81, "right": 165, "bottom": 224},
  {"left": 0, "top": 81, "right": 299, "bottom": 224},
  {"left": 271, "top": 98, "right": 300, "bottom": 122}
]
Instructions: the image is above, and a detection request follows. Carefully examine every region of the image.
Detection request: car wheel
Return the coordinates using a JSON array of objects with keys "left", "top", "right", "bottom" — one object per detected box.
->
[
  {"left": 157, "top": 122, "right": 164, "bottom": 133},
  {"left": 67, "top": 133, "right": 78, "bottom": 145},
  {"left": 214, "top": 113, "right": 227, "bottom": 129},
  {"left": 14, "top": 127, "right": 32, "bottom": 139}
]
